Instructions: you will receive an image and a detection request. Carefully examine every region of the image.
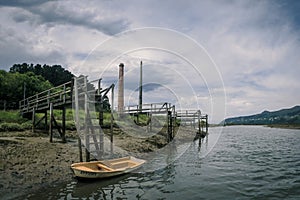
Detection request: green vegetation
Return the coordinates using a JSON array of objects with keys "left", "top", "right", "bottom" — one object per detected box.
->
[
  {"left": 223, "top": 105, "right": 300, "bottom": 126},
  {"left": 0, "top": 70, "right": 52, "bottom": 109},
  {"left": 1, "top": 62, "right": 111, "bottom": 114},
  {"left": 0, "top": 110, "right": 27, "bottom": 123},
  {"left": 0, "top": 110, "right": 31, "bottom": 131},
  {"left": 1, "top": 63, "right": 75, "bottom": 110},
  {"left": 9, "top": 63, "right": 74, "bottom": 87},
  {"left": 0, "top": 109, "right": 116, "bottom": 132},
  {"left": 0, "top": 122, "right": 30, "bottom": 132}
]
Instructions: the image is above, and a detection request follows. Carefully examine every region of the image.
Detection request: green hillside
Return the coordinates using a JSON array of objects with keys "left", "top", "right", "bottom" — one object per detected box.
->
[{"left": 223, "top": 105, "right": 300, "bottom": 125}]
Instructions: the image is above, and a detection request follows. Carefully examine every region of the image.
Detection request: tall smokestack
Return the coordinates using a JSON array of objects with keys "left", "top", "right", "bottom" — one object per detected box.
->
[
  {"left": 118, "top": 63, "right": 124, "bottom": 113},
  {"left": 139, "top": 61, "right": 143, "bottom": 112}
]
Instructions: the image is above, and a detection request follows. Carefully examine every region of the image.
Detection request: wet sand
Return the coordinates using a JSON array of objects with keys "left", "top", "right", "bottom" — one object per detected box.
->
[
  {"left": 0, "top": 131, "right": 79, "bottom": 199},
  {"left": 0, "top": 129, "right": 167, "bottom": 199},
  {"left": 0, "top": 127, "right": 197, "bottom": 199}
]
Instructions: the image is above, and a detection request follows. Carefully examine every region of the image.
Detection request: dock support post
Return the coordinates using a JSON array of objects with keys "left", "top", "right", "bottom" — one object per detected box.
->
[
  {"left": 150, "top": 105, "right": 153, "bottom": 132},
  {"left": 44, "top": 110, "right": 47, "bottom": 131},
  {"left": 198, "top": 110, "right": 201, "bottom": 135},
  {"left": 32, "top": 108, "right": 35, "bottom": 133},
  {"left": 172, "top": 105, "right": 176, "bottom": 138},
  {"left": 78, "top": 137, "right": 83, "bottom": 162},
  {"left": 167, "top": 111, "right": 172, "bottom": 142},
  {"left": 206, "top": 114, "right": 208, "bottom": 133},
  {"left": 62, "top": 107, "right": 66, "bottom": 143},
  {"left": 98, "top": 79, "right": 104, "bottom": 127},
  {"left": 84, "top": 76, "right": 90, "bottom": 162},
  {"left": 98, "top": 79, "right": 104, "bottom": 157},
  {"left": 74, "top": 77, "right": 83, "bottom": 162},
  {"left": 49, "top": 103, "right": 53, "bottom": 142}
]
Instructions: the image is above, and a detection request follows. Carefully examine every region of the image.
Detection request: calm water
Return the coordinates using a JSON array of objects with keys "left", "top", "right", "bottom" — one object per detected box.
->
[{"left": 22, "top": 126, "right": 300, "bottom": 199}]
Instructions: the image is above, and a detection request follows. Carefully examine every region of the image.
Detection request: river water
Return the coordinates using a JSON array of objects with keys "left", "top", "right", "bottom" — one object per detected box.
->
[{"left": 23, "top": 126, "right": 300, "bottom": 199}]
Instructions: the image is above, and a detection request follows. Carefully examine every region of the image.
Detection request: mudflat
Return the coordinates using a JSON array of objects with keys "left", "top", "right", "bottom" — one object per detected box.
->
[
  {"left": 0, "top": 127, "right": 197, "bottom": 199},
  {"left": 0, "top": 131, "right": 79, "bottom": 199}
]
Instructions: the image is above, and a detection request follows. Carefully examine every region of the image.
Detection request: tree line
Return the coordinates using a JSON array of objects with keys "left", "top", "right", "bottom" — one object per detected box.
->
[
  {"left": 1, "top": 63, "right": 74, "bottom": 110},
  {"left": 1, "top": 63, "right": 111, "bottom": 111},
  {"left": 9, "top": 63, "right": 74, "bottom": 86}
]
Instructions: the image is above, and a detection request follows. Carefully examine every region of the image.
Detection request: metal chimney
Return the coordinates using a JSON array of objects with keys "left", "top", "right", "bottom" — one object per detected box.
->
[
  {"left": 118, "top": 63, "right": 124, "bottom": 113},
  {"left": 139, "top": 61, "right": 143, "bottom": 112}
]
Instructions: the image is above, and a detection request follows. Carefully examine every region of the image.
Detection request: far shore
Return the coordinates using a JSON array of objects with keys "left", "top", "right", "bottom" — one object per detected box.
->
[
  {"left": 266, "top": 124, "right": 300, "bottom": 129},
  {"left": 220, "top": 124, "right": 300, "bottom": 130}
]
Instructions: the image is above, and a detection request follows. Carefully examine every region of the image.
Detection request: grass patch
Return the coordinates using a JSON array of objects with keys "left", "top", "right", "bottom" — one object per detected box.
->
[
  {"left": 0, "top": 122, "right": 23, "bottom": 132},
  {"left": 0, "top": 110, "right": 28, "bottom": 123},
  {"left": 0, "top": 110, "right": 32, "bottom": 132}
]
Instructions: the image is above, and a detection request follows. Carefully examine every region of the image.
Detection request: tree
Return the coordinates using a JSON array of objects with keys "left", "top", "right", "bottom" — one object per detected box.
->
[
  {"left": 0, "top": 70, "right": 52, "bottom": 109},
  {"left": 10, "top": 63, "right": 29, "bottom": 74},
  {"left": 9, "top": 63, "right": 74, "bottom": 86}
]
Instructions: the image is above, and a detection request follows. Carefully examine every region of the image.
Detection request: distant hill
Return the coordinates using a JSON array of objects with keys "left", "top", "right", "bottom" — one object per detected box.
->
[{"left": 222, "top": 105, "right": 300, "bottom": 125}]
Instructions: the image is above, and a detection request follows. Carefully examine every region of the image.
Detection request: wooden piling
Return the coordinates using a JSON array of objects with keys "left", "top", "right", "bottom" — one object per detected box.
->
[
  {"left": 32, "top": 108, "right": 35, "bottom": 133},
  {"left": 97, "top": 79, "right": 104, "bottom": 157},
  {"left": 206, "top": 114, "right": 208, "bottom": 133},
  {"left": 44, "top": 110, "right": 47, "bottom": 131},
  {"left": 167, "top": 111, "right": 172, "bottom": 142},
  {"left": 74, "top": 77, "right": 83, "bottom": 162},
  {"left": 49, "top": 103, "right": 53, "bottom": 142},
  {"left": 62, "top": 107, "right": 66, "bottom": 143},
  {"left": 78, "top": 137, "right": 83, "bottom": 162},
  {"left": 84, "top": 76, "right": 90, "bottom": 162},
  {"left": 98, "top": 79, "right": 104, "bottom": 127},
  {"left": 198, "top": 110, "right": 201, "bottom": 135}
]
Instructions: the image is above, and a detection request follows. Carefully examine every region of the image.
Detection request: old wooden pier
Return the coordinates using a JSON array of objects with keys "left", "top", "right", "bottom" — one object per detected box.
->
[{"left": 19, "top": 76, "right": 209, "bottom": 162}]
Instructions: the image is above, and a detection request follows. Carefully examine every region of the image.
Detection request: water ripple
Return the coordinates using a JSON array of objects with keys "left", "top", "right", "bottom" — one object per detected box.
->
[{"left": 19, "top": 126, "right": 300, "bottom": 200}]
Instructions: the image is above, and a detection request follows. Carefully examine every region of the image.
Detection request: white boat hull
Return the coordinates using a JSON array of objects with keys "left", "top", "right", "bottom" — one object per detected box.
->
[{"left": 71, "top": 156, "right": 146, "bottom": 179}]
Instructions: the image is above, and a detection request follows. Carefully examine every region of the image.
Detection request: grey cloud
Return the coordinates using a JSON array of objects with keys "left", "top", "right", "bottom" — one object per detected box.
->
[
  {"left": 0, "top": 24, "right": 65, "bottom": 70},
  {"left": 0, "top": 0, "right": 51, "bottom": 7},
  {"left": 134, "top": 83, "right": 162, "bottom": 92},
  {"left": 6, "top": 1, "right": 130, "bottom": 35},
  {"left": 12, "top": 9, "right": 38, "bottom": 24}
]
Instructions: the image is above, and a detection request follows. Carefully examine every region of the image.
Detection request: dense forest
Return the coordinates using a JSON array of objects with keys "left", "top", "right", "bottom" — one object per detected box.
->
[{"left": 0, "top": 63, "right": 74, "bottom": 110}]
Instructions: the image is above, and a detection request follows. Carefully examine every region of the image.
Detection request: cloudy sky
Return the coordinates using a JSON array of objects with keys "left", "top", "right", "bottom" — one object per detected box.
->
[{"left": 0, "top": 0, "right": 299, "bottom": 123}]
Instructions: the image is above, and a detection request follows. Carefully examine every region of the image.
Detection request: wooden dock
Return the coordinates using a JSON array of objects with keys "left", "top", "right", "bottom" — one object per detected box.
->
[
  {"left": 176, "top": 110, "right": 208, "bottom": 137},
  {"left": 19, "top": 80, "right": 73, "bottom": 142},
  {"left": 19, "top": 76, "right": 209, "bottom": 162}
]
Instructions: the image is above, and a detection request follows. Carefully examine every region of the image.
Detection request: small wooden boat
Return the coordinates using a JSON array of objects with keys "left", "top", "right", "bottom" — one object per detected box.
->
[{"left": 71, "top": 156, "right": 146, "bottom": 179}]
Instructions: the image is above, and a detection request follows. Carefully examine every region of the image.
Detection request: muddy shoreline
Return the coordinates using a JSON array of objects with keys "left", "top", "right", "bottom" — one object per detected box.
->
[
  {"left": 0, "top": 131, "right": 80, "bottom": 199},
  {"left": 0, "top": 128, "right": 197, "bottom": 199}
]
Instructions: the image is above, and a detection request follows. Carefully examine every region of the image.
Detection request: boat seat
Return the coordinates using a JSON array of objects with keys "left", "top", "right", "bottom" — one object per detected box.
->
[{"left": 96, "top": 163, "right": 114, "bottom": 171}]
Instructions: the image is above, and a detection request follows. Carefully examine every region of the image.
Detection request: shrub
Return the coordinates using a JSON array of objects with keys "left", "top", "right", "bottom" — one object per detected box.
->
[
  {"left": 0, "top": 111, "right": 27, "bottom": 123},
  {"left": 21, "top": 121, "right": 33, "bottom": 130},
  {"left": 0, "top": 122, "right": 24, "bottom": 132},
  {"left": 66, "top": 120, "right": 76, "bottom": 130}
]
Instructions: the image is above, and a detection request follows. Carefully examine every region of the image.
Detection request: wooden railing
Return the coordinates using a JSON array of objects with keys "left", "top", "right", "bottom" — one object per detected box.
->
[
  {"left": 124, "top": 102, "right": 174, "bottom": 114},
  {"left": 19, "top": 81, "right": 73, "bottom": 113}
]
